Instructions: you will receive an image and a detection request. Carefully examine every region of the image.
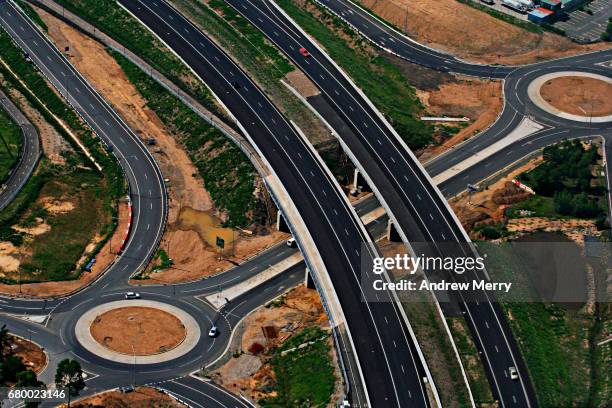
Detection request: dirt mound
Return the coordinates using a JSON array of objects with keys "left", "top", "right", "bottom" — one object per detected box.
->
[
  {"left": 90, "top": 307, "right": 185, "bottom": 355},
  {"left": 540, "top": 76, "right": 612, "bottom": 117}
]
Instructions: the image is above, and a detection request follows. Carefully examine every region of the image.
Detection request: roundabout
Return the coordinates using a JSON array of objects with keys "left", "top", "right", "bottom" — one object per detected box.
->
[
  {"left": 74, "top": 300, "right": 201, "bottom": 364},
  {"left": 527, "top": 71, "right": 612, "bottom": 123}
]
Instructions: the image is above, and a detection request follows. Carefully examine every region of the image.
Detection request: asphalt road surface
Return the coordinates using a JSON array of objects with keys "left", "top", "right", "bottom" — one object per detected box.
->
[
  {"left": 0, "top": 0, "right": 168, "bottom": 286},
  {"left": 116, "top": 2, "right": 436, "bottom": 407},
  {"left": 0, "top": 87, "right": 41, "bottom": 211},
  {"left": 0, "top": 0, "right": 610, "bottom": 406}
]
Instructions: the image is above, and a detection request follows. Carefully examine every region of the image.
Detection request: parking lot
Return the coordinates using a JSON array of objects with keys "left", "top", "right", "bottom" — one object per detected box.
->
[{"left": 552, "top": 0, "right": 612, "bottom": 42}]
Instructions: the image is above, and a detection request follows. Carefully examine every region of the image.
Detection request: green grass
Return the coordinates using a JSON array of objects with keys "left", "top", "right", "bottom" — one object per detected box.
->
[
  {"left": 20, "top": 164, "right": 112, "bottom": 281},
  {"left": 0, "top": 107, "right": 22, "bottom": 185},
  {"left": 111, "top": 51, "right": 257, "bottom": 228},
  {"left": 276, "top": 0, "right": 432, "bottom": 149},
  {"left": 0, "top": 158, "right": 114, "bottom": 283},
  {"left": 260, "top": 326, "right": 336, "bottom": 407},
  {"left": 171, "top": 0, "right": 322, "bottom": 136},
  {"left": 448, "top": 317, "right": 495, "bottom": 404},
  {"left": 0, "top": 29, "right": 121, "bottom": 283},
  {"left": 401, "top": 296, "right": 470, "bottom": 407},
  {"left": 206, "top": 0, "right": 293, "bottom": 76},
  {"left": 504, "top": 303, "right": 593, "bottom": 407},
  {"left": 508, "top": 195, "right": 556, "bottom": 218},
  {"left": 152, "top": 249, "right": 171, "bottom": 272},
  {"left": 53, "top": 0, "right": 217, "bottom": 115}
]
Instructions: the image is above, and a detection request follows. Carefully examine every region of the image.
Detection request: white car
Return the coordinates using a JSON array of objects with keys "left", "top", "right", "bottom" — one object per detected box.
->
[
  {"left": 509, "top": 366, "right": 519, "bottom": 380},
  {"left": 286, "top": 237, "right": 297, "bottom": 248},
  {"left": 125, "top": 292, "right": 140, "bottom": 299},
  {"left": 208, "top": 326, "right": 218, "bottom": 338}
]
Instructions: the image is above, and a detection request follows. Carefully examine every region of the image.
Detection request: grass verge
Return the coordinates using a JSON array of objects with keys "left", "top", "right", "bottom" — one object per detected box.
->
[
  {"left": 0, "top": 107, "right": 22, "bottom": 185},
  {"left": 447, "top": 317, "right": 496, "bottom": 405},
  {"left": 111, "top": 51, "right": 258, "bottom": 227},
  {"left": 171, "top": 0, "right": 327, "bottom": 144},
  {"left": 260, "top": 326, "right": 336, "bottom": 407},
  {"left": 275, "top": 0, "right": 432, "bottom": 149}
]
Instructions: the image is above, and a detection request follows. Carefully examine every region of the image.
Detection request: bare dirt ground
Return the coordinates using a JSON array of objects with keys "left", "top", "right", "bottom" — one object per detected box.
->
[
  {"left": 211, "top": 284, "right": 335, "bottom": 402},
  {"left": 450, "top": 159, "right": 541, "bottom": 236},
  {"left": 507, "top": 218, "right": 599, "bottom": 244},
  {"left": 37, "top": 8, "right": 285, "bottom": 284},
  {"left": 418, "top": 76, "right": 503, "bottom": 160},
  {"left": 356, "top": 0, "right": 610, "bottom": 65},
  {"left": 9, "top": 334, "right": 47, "bottom": 374},
  {"left": 0, "top": 200, "right": 129, "bottom": 297},
  {"left": 540, "top": 76, "right": 612, "bottom": 117},
  {"left": 284, "top": 70, "right": 320, "bottom": 98},
  {"left": 90, "top": 307, "right": 186, "bottom": 355},
  {"left": 67, "top": 387, "right": 185, "bottom": 408},
  {"left": 450, "top": 157, "right": 602, "bottom": 244}
]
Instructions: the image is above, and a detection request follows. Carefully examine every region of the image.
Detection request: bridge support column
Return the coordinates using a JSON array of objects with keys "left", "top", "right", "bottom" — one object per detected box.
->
[
  {"left": 276, "top": 211, "right": 290, "bottom": 233},
  {"left": 350, "top": 169, "right": 371, "bottom": 196},
  {"left": 304, "top": 268, "right": 316, "bottom": 289},
  {"left": 386, "top": 219, "right": 402, "bottom": 242}
]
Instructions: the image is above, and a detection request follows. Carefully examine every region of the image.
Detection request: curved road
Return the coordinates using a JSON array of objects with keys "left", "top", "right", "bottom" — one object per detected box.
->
[
  {"left": 0, "top": 87, "right": 41, "bottom": 211},
  {"left": 0, "top": 0, "right": 609, "bottom": 407}
]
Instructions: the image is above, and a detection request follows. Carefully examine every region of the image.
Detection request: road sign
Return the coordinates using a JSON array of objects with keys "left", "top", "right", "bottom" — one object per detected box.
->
[{"left": 216, "top": 236, "right": 225, "bottom": 249}]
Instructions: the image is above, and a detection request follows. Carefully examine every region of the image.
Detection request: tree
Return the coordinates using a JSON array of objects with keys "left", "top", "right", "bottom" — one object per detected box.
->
[
  {"left": 480, "top": 226, "right": 501, "bottom": 240},
  {"left": 55, "top": 359, "right": 85, "bottom": 396},
  {"left": 0, "top": 324, "right": 10, "bottom": 362},
  {"left": 16, "top": 371, "right": 44, "bottom": 408},
  {"left": 0, "top": 355, "right": 26, "bottom": 383},
  {"left": 554, "top": 191, "right": 574, "bottom": 215}
]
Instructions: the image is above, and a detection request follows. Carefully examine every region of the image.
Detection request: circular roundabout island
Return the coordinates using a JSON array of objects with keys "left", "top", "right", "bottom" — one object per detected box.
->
[
  {"left": 540, "top": 76, "right": 612, "bottom": 117},
  {"left": 74, "top": 300, "right": 202, "bottom": 364},
  {"left": 527, "top": 71, "right": 612, "bottom": 123},
  {"left": 90, "top": 306, "right": 186, "bottom": 356}
]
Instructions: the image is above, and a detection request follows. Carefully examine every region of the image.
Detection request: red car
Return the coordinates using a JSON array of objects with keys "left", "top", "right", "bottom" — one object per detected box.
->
[{"left": 299, "top": 47, "right": 311, "bottom": 57}]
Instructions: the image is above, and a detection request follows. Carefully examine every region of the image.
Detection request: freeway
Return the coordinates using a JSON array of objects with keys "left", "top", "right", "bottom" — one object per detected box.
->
[
  {"left": 0, "top": 0, "right": 608, "bottom": 406},
  {"left": 0, "top": 1, "right": 425, "bottom": 406},
  {"left": 116, "top": 2, "right": 436, "bottom": 407},
  {"left": 223, "top": 1, "right": 547, "bottom": 406},
  {"left": 0, "top": 87, "right": 41, "bottom": 211}
]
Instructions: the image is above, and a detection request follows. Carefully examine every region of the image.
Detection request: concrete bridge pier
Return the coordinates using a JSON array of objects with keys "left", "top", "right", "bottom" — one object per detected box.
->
[
  {"left": 305, "top": 268, "right": 316, "bottom": 289},
  {"left": 276, "top": 211, "right": 290, "bottom": 232},
  {"left": 350, "top": 169, "right": 371, "bottom": 196},
  {"left": 386, "top": 219, "right": 402, "bottom": 242}
]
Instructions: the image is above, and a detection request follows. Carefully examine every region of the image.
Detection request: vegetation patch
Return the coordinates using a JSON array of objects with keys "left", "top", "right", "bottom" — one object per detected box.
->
[
  {"left": 260, "top": 326, "right": 336, "bottom": 407},
  {"left": 511, "top": 141, "right": 605, "bottom": 220},
  {"left": 0, "top": 325, "right": 45, "bottom": 396},
  {"left": 0, "top": 107, "right": 22, "bottom": 185},
  {"left": 448, "top": 317, "right": 495, "bottom": 405},
  {"left": 0, "top": 29, "right": 120, "bottom": 282},
  {"left": 111, "top": 51, "right": 258, "bottom": 227},
  {"left": 276, "top": 0, "right": 432, "bottom": 149},
  {"left": 171, "top": 0, "right": 328, "bottom": 144},
  {"left": 0, "top": 157, "right": 114, "bottom": 283}
]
